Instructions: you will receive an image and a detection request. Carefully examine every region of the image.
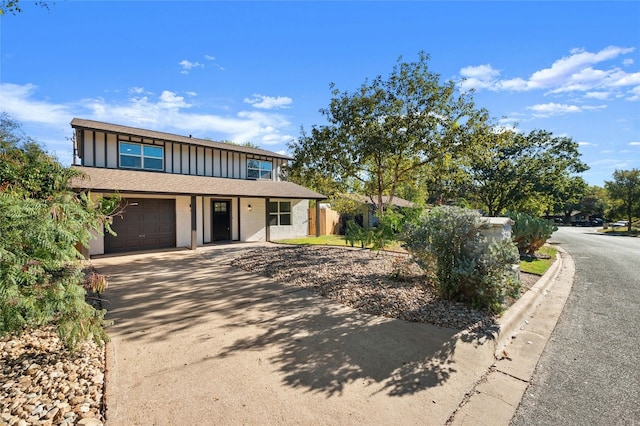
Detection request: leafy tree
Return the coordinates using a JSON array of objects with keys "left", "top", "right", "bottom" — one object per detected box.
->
[
  {"left": 578, "top": 185, "right": 609, "bottom": 219},
  {"left": 466, "top": 127, "right": 588, "bottom": 216},
  {"left": 605, "top": 169, "right": 640, "bottom": 231},
  {"left": 0, "top": 0, "right": 50, "bottom": 15},
  {"left": 288, "top": 52, "right": 489, "bottom": 216},
  {"left": 0, "top": 113, "right": 118, "bottom": 350},
  {"left": 551, "top": 176, "right": 588, "bottom": 223}
]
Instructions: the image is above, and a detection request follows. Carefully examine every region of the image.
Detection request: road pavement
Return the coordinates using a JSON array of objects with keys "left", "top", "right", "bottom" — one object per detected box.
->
[{"left": 512, "top": 226, "right": 640, "bottom": 425}]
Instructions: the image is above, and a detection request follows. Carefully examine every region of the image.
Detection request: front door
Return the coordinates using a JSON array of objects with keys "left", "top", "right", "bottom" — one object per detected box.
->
[{"left": 212, "top": 200, "right": 231, "bottom": 241}]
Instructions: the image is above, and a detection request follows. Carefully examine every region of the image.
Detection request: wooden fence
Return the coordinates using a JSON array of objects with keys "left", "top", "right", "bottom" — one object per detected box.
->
[{"left": 308, "top": 208, "right": 341, "bottom": 236}]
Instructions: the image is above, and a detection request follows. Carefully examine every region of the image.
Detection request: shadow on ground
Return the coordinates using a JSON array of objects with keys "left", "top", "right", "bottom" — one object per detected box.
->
[{"left": 95, "top": 246, "right": 496, "bottom": 398}]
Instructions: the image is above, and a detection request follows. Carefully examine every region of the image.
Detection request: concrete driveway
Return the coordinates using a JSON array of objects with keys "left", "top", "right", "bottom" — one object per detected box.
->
[{"left": 93, "top": 243, "right": 500, "bottom": 425}]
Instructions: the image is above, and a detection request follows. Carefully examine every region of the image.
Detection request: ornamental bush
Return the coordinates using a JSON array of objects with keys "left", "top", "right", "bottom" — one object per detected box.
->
[
  {"left": 0, "top": 114, "right": 118, "bottom": 350},
  {"left": 403, "top": 206, "right": 520, "bottom": 313}
]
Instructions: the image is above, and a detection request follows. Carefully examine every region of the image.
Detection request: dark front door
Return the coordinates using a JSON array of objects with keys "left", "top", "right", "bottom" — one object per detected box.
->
[
  {"left": 212, "top": 200, "right": 231, "bottom": 241},
  {"left": 105, "top": 198, "right": 176, "bottom": 253}
]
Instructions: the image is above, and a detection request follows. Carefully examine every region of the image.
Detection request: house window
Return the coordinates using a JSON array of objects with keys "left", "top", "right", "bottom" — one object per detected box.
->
[
  {"left": 247, "top": 159, "right": 272, "bottom": 180},
  {"left": 119, "top": 142, "right": 164, "bottom": 171},
  {"left": 269, "top": 201, "right": 291, "bottom": 226}
]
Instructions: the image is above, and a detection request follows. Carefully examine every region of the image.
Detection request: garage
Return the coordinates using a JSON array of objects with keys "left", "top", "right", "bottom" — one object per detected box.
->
[{"left": 105, "top": 198, "right": 176, "bottom": 254}]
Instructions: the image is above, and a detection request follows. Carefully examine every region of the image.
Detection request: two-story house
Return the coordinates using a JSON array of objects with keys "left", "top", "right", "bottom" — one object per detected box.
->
[{"left": 69, "top": 118, "right": 325, "bottom": 256}]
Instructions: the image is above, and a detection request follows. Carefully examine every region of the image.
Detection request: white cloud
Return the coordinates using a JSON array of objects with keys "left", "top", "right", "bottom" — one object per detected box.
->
[
  {"left": 459, "top": 46, "right": 639, "bottom": 98},
  {"left": 179, "top": 59, "right": 204, "bottom": 75},
  {"left": 581, "top": 104, "right": 607, "bottom": 111},
  {"left": 129, "top": 87, "right": 150, "bottom": 95},
  {"left": 497, "top": 78, "right": 528, "bottom": 91},
  {"left": 528, "top": 46, "right": 633, "bottom": 89},
  {"left": 628, "top": 85, "right": 640, "bottom": 101},
  {"left": 629, "top": 142, "right": 640, "bottom": 146},
  {"left": 458, "top": 64, "right": 501, "bottom": 91},
  {"left": 204, "top": 54, "right": 225, "bottom": 71},
  {"left": 578, "top": 141, "right": 597, "bottom": 147},
  {"left": 1, "top": 82, "right": 294, "bottom": 148},
  {"left": 584, "top": 91, "right": 611, "bottom": 100},
  {"left": 527, "top": 103, "right": 582, "bottom": 115},
  {"left": 244, "top": 94, "right": 293, "bottom": 110},
  {"left": 159, "top": 90, "right": 190, "bottom": 109},
  {"left": 460, "top": 64, "right": 500, "bottom": 79},
  {"left": 0, "top": 83, "right": 72, "bottom": 124}
]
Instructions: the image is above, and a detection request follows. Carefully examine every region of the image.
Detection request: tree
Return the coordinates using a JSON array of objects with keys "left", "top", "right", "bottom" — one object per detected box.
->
[
  {"left": 0, "top": 113, "right": 118, "bottom": 349},
  {"left": 0, "top": 0, "right": 50, "bottom": 15},
  {"left": 551, "top": 176, "right": 588, "bottom": 223},
  {"left": 288, "top": 52, "right": 489, "bottom": 216},
  {"left": 578, "top": 185, "right": 609, "bottom": 219},
  {"left": 605, "top": 169, "right": 640, "bottom": 232},
  {"left": 466, "top": 127, "right": 588, "bottom": 216}
]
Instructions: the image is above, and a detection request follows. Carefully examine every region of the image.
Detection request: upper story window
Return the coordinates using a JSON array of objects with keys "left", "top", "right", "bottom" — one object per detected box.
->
[
  {"left": 247, "top": 159, "right": 272, "bottom": 180},
  {"left": 119, "top": 142, "right": 164, "bottom": 171}
]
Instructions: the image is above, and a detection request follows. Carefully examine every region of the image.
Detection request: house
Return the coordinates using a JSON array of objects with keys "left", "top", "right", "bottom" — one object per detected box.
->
[
  {"left": 345, "top": 194, "right": 417, "bottom": 230},
  {"left": 69, "top": 118, "right": 325, "bottom": 256}
]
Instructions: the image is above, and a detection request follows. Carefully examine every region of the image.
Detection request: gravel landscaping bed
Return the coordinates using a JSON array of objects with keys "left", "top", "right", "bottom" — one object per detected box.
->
[
  {"left": 230, "top": 244, "right": 540, "bottom": 332},
  {"left": 0, "top": 327, "right": 105, "bottom": 426}
]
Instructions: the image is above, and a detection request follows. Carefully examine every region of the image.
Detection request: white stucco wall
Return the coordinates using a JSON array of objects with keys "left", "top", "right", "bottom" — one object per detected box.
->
[
  {"left": 240, "top": 198, "right": 266, "bottom": 241},
  {"left": 269, "top": 199, "right": 309, "bottom": 240},
  {"left": 176, "top": 196, "right": 200, "bottom": 248}
]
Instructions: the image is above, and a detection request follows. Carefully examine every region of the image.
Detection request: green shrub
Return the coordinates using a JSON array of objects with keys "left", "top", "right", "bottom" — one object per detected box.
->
[
  {"left": 369, "top": 209, "right": 402, "bottom": 251},
  {"left": 344, "top": 220, "right": 371, "bottom": 248},
  {"left": 508, "top": 212, "right": 557, "bottom": 256},
  {"left": 403, "top": 206, "right": 520, "bottom": 313},
  {"left": 345, "top": 209, "right": 407, "bottom": 251},
  {"left": 0, "top": 115, "right": 118, "bottom": 350}
]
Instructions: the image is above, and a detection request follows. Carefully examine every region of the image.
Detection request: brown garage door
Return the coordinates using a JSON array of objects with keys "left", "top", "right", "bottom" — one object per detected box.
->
[{"left": 105, "top": 198, "right": 176, "bottom": 254}]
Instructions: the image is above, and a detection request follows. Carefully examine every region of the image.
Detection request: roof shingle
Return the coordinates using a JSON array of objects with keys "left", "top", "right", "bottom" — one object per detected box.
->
[{"left": 70, "top": 166, "right": 326, "bottom": 199}]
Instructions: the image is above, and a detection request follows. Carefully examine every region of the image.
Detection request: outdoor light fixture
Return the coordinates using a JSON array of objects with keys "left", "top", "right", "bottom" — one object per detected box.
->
[{"left": 247, "top": 204, "right": 252, "bottom": 211}]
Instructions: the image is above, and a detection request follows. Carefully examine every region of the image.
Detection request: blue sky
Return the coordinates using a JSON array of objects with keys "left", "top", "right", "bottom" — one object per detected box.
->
[{"left": 1, "top": 1, "right": 639, "bottom": 187}]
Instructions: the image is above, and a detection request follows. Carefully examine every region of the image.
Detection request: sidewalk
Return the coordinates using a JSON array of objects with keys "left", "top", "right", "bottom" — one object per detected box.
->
[
  {"left": 94, "top": 244, "right": 574, "bottom": 425},
  {"left": 449, "top": 247, "right": 575, "bottom": 425}
]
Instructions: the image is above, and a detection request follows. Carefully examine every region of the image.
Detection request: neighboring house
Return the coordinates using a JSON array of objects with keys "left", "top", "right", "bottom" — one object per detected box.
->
[
  {"left": 69, "top": 118, "right": 325, "bottom": 256},
  {"left": 345, "top": 194, "right": 417, "bottom": 230}
]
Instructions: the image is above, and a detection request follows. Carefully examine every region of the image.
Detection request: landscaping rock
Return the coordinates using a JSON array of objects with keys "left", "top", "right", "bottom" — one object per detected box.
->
[
  {"left": 229, "top": 245, "right": 537, "bottom": 332},
  {"left": 0, "top": 327, "right": 105, "bottom": 425}
]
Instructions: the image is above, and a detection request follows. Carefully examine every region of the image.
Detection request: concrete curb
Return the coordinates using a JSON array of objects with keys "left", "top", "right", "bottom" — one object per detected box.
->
[
  {"left": 493, "top": 246, "right": 564, "bottom": 355},
  {"left": 449, "top": 246, "right": 576, "bottom": 425}
]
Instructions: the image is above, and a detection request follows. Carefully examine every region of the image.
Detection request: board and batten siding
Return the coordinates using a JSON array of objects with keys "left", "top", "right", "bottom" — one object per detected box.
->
[{"left": 78, "top": 129, "right": 287, "bottom": 181}]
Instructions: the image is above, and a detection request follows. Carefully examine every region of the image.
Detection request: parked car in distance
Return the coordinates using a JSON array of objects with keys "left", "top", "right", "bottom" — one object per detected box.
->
[
  {"left": 572, "top": 218, "right": 604, "bottom": 227},
  {"left": 611, "top": 220, "right": 629, "bottom": 227}
]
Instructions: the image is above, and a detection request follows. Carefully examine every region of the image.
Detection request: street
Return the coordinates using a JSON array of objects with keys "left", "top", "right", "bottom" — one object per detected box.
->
[{"left": 512, "top": 226, "right": 640, "bottom": 425}]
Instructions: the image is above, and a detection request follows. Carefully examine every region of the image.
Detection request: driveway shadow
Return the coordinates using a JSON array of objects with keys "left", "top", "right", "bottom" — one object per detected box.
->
[
  {"left": 94, "top": 247, "right": 496, "bottom": 401},
  {"left": 216, "top": 291, "right": 495, "bottom": 397}
]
